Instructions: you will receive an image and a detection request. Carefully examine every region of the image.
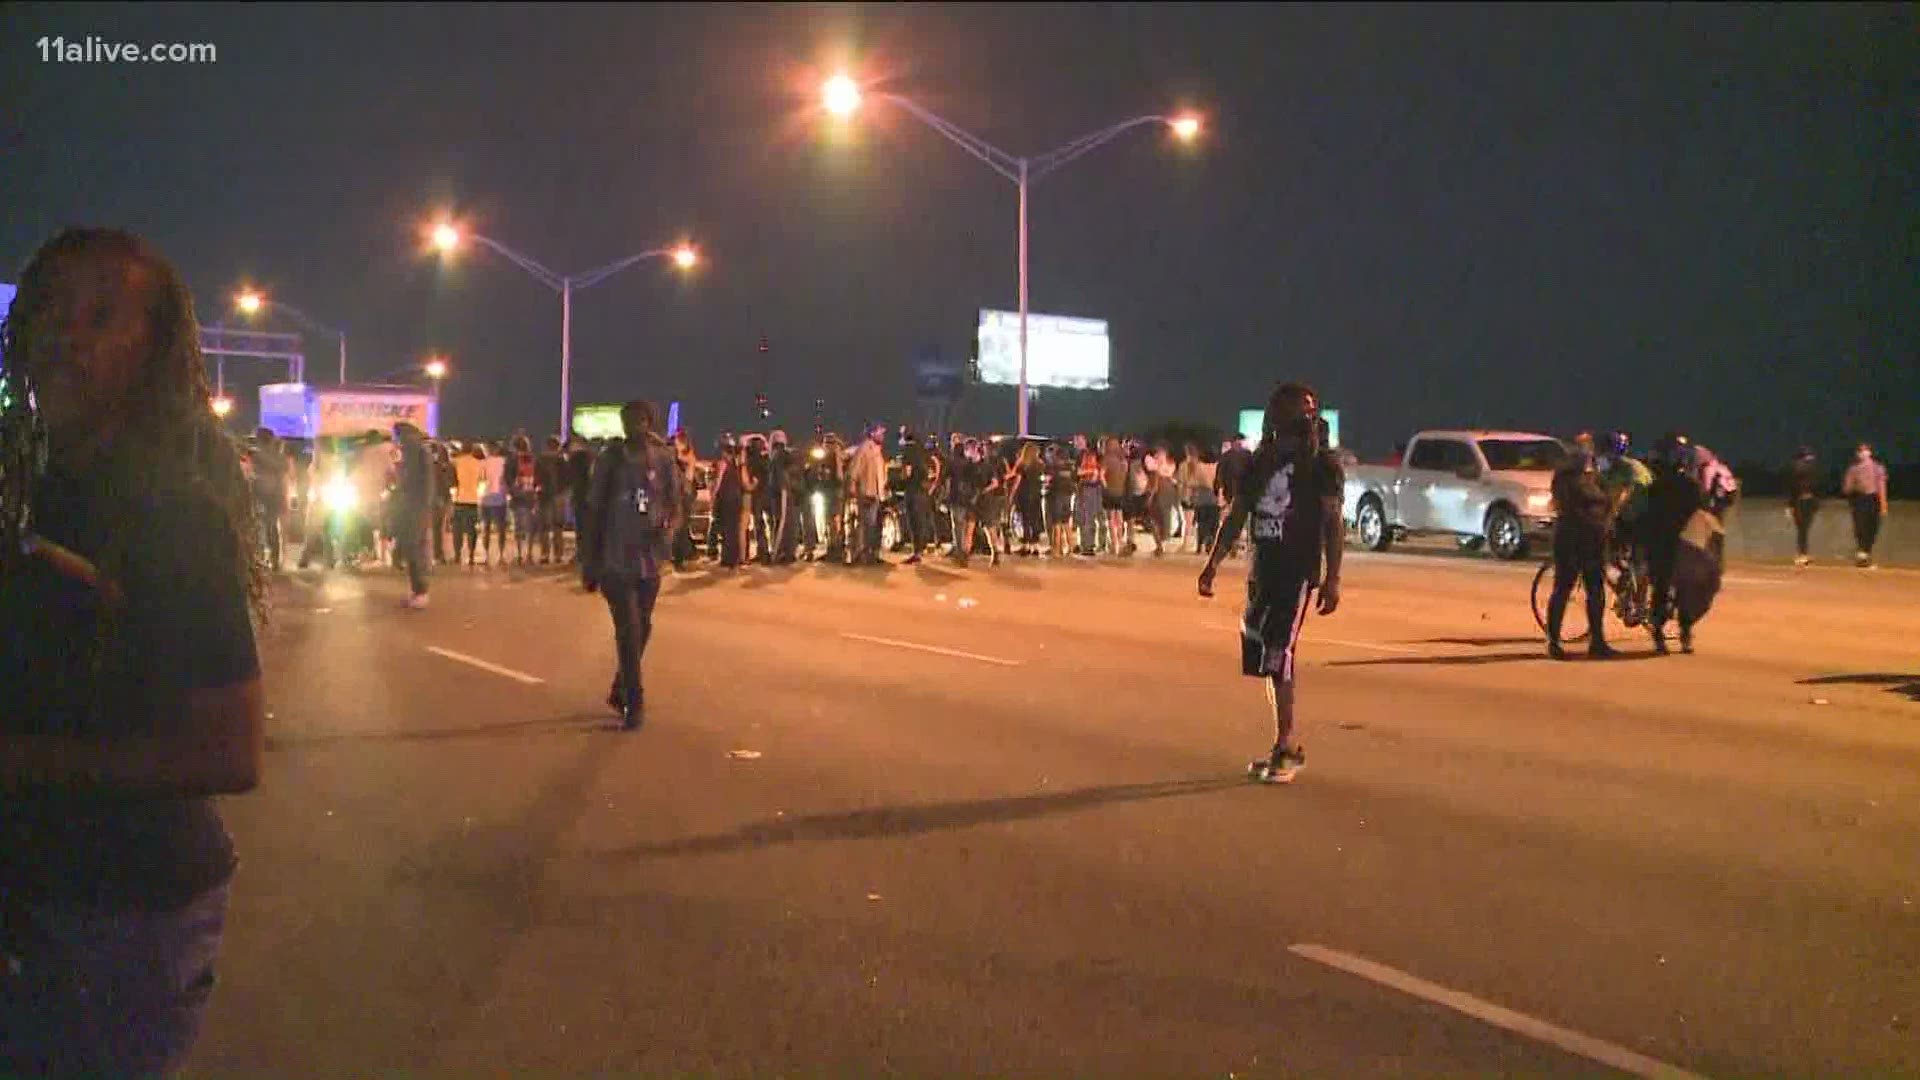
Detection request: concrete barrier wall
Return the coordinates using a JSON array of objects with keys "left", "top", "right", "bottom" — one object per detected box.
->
[{"left": 1722, "top": 499, "right": 1917, "bottom": 568}]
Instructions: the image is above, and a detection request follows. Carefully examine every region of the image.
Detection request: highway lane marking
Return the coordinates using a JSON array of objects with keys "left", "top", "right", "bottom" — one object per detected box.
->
[
  {"left": 425, "top": 646, "right": 547, "bottom": 685},
  {"left": 1316, "top": 637, "right": 1426, "bottom": 655},
  {"left": 839, "top": 632, "right": 1023, "bottom": 667},
  {"left": 1288, "top": 944, "right": 1709, "bottom": 1080}
]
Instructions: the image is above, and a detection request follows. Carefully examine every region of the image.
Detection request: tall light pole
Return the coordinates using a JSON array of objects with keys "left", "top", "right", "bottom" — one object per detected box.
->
[
  {"left": 429, "top": 223, "right": 698, "bottom": 441},
  {"left": 235, "top": 290, "right": 349, "bottom": 384},
  {"left": 822, "top": 73, "right": 1202, "bottom": 436}
]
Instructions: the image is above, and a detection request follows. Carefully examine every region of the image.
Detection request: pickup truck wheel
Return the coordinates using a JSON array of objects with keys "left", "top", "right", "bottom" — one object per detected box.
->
[
  {"left": 1486, "top": 506, "right": 1526, "bottom": 560},
  {"left": 1356, "top": 498, "right": 1392, "bottom": 552}
]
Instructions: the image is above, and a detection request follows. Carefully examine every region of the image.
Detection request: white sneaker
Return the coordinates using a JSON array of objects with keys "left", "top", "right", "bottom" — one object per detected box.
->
[
  {"left": 1856, "top": 552, "right": 1872, "bottom": 567},
  {"left": 404, "top": 593, "right": 430, "bottom": 610},
  {"left": 1794, "top": 555, "right": 1811, "bottom": 567}
]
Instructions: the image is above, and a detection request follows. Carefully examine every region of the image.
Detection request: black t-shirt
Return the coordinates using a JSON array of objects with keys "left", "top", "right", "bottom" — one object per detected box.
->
[
  {"left": 1216, "top": 447, "right": 1255, "bottom": 502},
  {"left": 1, "top": 460, "right": 260, "bottom": 911},
  {"left": 1551, "top": 463, "right": 1611, "bottom": 538},
  {"left": 899, "top": 443, "right": 927, "bottom": 488},
  {"left": 536, "top": 451, "right": 566, "bottom": 502},
  {"left": 1785, "top": 459, "right": 1819, "bottom": 501},
  {"left": 1234, "top": 447, "right": 1344, "bottom": 585},
  {"left": 568, "top": 449, "right": 595, "bottom": 496},
  {"left": 1646, "top": 469, "right": 1704, "bottom": 541},
  {"left": 949, "top": 458, "right": 987, "bottom": 508}
]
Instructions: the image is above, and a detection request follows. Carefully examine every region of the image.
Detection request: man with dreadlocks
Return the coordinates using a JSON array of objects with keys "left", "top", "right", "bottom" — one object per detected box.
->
[
  {"left": 1197, "top": 382, "right": 1344, "bottom": 785},
  {"left": 0, "top": 228, "right": 267, "bottom": 1075}
]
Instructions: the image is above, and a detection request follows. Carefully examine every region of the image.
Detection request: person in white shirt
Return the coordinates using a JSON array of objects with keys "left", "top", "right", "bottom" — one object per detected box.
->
[
  {"left": 1840, "top": 443, "right": 1891, "bottom": 568},
  {"left": 480, "top": 442, "right": 509, "bottom": 566}
]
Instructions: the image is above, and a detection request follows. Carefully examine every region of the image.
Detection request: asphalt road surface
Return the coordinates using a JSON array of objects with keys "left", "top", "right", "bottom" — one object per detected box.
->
[{"left": 189, "top": 543, "right": 1920, "bottom": 1077}]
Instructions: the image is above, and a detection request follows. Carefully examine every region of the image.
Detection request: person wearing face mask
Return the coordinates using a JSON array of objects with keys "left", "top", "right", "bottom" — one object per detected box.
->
[
  {"left": 1197, "top": 382, "right": 1344, "bottom": 785},
  {"left": 1840, "top": 443, "right": 1889, "bottom": 569},
  {"left": 1, "top": 228, "right": 267, "bottom": 1076}
]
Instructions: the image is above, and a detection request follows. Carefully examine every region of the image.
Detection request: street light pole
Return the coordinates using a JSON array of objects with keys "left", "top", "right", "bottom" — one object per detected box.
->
[
  {"left": 1017, "top": 158, "right": 1030, "bottom": 437},
  {"left": 435, "top": 229, "right": 697, "bottom": 442},
  {"left": 560, "top": 279, "right": 573, "bottom": 447},
  {"left": 829, "top": 83, "right": 1199, "bottom": 437},
  {"left": 237, "top": 295, "right": 348, "bottom": 384}
]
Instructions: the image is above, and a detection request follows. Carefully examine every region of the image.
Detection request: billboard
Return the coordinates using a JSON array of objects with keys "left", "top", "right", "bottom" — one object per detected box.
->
[
  {"left": 260, "top": 384, "right": 439, "bottom": 440},
  {"left": 976, "top": 309, "right": 1109, "bottom": 391},
  {"left": 1237, "top": 407, "right": 1339, "bottom": 450},
  {"left": 572, "top": 404, "right": 625, "bottom": 441}
]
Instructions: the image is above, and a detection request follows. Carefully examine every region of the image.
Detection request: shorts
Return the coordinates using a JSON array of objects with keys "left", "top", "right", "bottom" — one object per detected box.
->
[{"left": 1240, "top": 574, "right": 1314, "bottom": 683}]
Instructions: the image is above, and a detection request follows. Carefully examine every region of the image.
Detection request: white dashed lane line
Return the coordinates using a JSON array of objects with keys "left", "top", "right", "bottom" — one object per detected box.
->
[
  {"left": 425, "top": 646, "right": 547, "bottom": 685},
  {"left": 1289, "top": 944, "right": 1710, "bottom": 1080},
  {"left": 840, "top": 632, "right": 1024, "bottom": 667}
]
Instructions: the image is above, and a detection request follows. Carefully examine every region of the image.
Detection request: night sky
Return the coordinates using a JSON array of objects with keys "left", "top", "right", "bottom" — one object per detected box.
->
[{"left": 5, "top": 3, "right": 1914, "bottom": 463}]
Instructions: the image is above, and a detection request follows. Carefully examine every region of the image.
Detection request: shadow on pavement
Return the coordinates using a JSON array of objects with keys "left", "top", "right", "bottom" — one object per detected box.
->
[
  {"left": 663, "top": 572, "right": 727, "bottom": 597},
  {"left": 912, "top": 563, "right": 966, "bottom": 586},
  {"left": 603, "top": 777, "right": 1244, "bottom": 860},
  {"left": 1412, "top": 636, "right": 1544, "bottom": 647},
  {"left": 1334, "top": 648, "right": 1667, "bottom": 668},
  {"left": 266, "top": 713, "right": 612, "bottom": 749},
  {"left": 740, "top": 564, "right": 807, "bottom": 590},
  {"left": 1799, "top": 673, "right": 1920, "bottom": 702}
]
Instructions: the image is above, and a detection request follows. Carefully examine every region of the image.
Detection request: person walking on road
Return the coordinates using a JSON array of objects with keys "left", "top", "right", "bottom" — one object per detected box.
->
[
  {"left": 0, "top": 227, "right": 267, "bottom": 1077},
  {"left": 1198, "top": 382, "right": 1345, "bottom": 785},
  {"left": 1841, "top": 443, "right": 1889, "bottom": 568},
  {"left": 391, "top": 422, "right": 433, "bottom": 609},
  {"left": 1544, "top": 437, "right": 1617, "bottom": 660},
  {"left": 1784, "top": 446, "right": 1820, "bottom": 567},
  {"left": 580, "top": 399, "right": 683, "bottom": 730}
]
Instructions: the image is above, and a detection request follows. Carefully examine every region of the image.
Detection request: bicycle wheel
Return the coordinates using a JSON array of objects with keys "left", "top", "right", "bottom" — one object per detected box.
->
[{"left": 1531, "top": 560, "right": 1590, "bottom": 643}]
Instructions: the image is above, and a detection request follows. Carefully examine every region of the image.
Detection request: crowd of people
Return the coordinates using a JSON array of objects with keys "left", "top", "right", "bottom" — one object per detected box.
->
[
  {"left": 235, "top": 424, "right": 1283, "bottom": 590},
  {"left": 669, "top": 426, "right": 1264, "bottom": 570}
]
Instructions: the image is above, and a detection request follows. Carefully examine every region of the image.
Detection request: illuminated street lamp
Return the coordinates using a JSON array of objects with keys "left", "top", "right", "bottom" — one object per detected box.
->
[
  {"left": 821, "top": 72, "right": 1203, "bottom": 436},
  {"left": 210, "top": 394, "right": 234, "bottom": 419},
  {"left": 234, "top": 289, "right": 349, "bottom": 384},
  {"left": 428, "top": 221, "right": 700, "bottom": 440},
  {"left": 424, "top": 357, "right": 449, "bottom": 381}
]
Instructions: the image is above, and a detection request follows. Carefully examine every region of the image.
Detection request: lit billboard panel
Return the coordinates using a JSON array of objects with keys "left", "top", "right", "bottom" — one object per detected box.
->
[{"left": 977, "top": 309, "right": 1109, "bottom": 391}]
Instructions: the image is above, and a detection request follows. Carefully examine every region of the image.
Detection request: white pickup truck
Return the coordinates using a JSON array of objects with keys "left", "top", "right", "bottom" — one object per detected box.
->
[{"left": 1343, "top": 430, "right": 1568, "bottom": 560}]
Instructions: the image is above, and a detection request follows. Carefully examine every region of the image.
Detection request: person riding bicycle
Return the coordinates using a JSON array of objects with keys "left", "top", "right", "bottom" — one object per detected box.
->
[{"left": 1597, "top": 430, "right": 1653, "bottom": 568}]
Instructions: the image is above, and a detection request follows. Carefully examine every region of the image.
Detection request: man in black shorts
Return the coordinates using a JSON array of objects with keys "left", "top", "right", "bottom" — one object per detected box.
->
[{"left": 1198, "top": 382, "right": 1344, "bottom": 784}]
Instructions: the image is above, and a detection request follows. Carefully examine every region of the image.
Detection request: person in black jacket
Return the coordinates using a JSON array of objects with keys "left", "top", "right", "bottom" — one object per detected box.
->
[
  {"left": 1784, "top": 446, "right": 1820, "bottom": 567},
  {"left": 579, "top": 400, "right": 683, "bottom": 730},
  {"left": 565, "top": 436, "right": 594, "bottom": 566}
]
